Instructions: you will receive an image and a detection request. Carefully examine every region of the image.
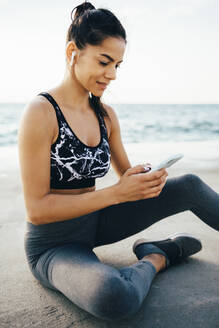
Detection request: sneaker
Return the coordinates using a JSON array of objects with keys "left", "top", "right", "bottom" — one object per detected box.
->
[{"left": 133, "top": 232, "right": 202, "bottom": 271}]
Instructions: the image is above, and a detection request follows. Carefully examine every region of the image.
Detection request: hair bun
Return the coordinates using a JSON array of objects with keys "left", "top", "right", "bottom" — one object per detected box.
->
[{"left": 71, "top": 1, "right": 95, "bottom": 22}]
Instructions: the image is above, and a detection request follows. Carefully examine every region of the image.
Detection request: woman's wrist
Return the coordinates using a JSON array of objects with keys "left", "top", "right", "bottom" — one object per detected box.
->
[{"left": 109, "top": 182, "right": 122, "bottom": 205}]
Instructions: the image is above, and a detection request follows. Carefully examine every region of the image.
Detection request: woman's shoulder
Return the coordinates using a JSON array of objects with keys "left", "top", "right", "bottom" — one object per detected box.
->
[
  {"left": 20, "top": 93, "right": 58, "bottom": 136},
  {"left": 19, "top": 94, "right": 55, "bottom": 143},
  {"left": 22, "top": 94, "right": 55, "bottom": 120},
  {"left": 102, "top": 103, "right": 114, "bottom": 116},
  {"left": 102, "top": 103, "right": 120, "bottom": 137}
]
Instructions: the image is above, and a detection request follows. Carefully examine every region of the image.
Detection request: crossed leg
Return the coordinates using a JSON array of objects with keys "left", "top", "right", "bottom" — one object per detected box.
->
[{"left": 37, "top": 242, "right": 157, "bottom": 321}]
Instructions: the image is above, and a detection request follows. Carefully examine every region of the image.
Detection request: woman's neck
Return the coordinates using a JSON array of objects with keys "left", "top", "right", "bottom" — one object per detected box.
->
[{"left": 52, "top": 70, "right": 90, "bottom": 113}]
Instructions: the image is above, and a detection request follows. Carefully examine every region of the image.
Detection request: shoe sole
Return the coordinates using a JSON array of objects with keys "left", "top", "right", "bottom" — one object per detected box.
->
[{"left": 133, "top": 232, "right": 202, "bottom": 258}]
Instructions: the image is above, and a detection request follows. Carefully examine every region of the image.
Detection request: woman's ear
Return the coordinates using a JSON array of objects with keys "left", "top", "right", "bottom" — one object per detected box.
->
[{"left": 66, "top": 41, "right": 77, "bottom": 66}]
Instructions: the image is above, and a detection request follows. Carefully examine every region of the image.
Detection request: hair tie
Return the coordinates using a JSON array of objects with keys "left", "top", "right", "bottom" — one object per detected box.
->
[{"left": 71, "top": 1, "right": 95, "bottom": 23}]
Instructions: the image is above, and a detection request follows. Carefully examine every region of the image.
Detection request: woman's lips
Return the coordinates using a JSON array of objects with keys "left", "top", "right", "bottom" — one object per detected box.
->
[{"left": 97, "top": 82, "right": 108, "bottom": 89}]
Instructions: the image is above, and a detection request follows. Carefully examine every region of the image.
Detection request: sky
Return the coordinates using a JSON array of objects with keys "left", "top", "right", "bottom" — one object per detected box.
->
[{"left": 0, "top": 0, "right": 219, "bottom": 104}]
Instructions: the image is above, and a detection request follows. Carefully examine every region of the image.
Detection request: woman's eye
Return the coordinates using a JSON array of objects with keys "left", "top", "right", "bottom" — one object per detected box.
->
[
  {"left": 99, "top": 61, "right": 121, "bottom": 69},
  {"left": 99, "top": 61, "right": 108, "bottom": 66}
]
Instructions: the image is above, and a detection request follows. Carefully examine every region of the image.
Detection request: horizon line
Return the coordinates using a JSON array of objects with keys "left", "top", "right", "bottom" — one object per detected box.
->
[{"left": 0, "top": 101, "right": 219, "bottom": 106}]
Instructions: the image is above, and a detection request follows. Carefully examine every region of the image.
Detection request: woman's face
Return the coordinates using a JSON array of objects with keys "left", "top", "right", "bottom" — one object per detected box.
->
[{"left": 73, "top": 37, "right": 126, "bottom": 96}]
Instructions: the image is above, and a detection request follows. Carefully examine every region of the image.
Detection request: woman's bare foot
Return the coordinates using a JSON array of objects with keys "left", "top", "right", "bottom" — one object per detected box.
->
[{"left": 141, "top": 253, "right": 167, "bottom": 273}]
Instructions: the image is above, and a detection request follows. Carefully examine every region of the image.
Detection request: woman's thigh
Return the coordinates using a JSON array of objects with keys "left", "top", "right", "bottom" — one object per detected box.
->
[
  {"left": 94, "top": 174, "right": 196, "bottom": 247},
  {"left": 33, "top": 242, "right": 148, "bottom": 320}
]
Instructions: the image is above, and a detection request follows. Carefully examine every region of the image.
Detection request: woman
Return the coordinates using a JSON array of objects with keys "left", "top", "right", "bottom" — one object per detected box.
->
[{"left": 18, "top": 1, "right": 219, "bottom": 321}]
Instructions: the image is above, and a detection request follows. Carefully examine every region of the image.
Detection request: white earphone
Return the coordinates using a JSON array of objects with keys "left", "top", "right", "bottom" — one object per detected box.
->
[{"left": 70, "top": 51, "right": 76, "bottom": 67}]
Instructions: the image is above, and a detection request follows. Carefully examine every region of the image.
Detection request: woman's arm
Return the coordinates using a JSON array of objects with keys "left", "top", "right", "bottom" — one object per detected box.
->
[
  {"left": 103, "top": 104, "right": 132, "bottom": 178},
  {"left": 36, "top": 187, "right": 118, "bottom": 225},
  {"left": 18, "top": 99, "right": 119, "bottom": 226}
]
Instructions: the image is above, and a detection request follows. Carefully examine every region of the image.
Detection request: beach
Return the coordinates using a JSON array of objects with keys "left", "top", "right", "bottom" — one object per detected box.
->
[{"left": 1, "top": 143, "right": 219, "bottom": 327}]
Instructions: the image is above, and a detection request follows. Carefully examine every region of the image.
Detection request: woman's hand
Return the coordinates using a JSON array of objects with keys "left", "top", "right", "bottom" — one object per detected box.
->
[{"left": 115, "top": 164, "right": 168, "bottom": 203}]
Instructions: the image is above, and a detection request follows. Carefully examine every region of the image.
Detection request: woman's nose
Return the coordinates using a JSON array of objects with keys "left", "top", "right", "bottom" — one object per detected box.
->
[{"left": 105, "top": 67, "right": 117, "bottom": 80}]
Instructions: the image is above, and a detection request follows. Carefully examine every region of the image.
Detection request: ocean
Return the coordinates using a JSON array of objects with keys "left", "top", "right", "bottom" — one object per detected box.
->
[{"left": 1, "top": 103, "right": 219, "bottom": 171}]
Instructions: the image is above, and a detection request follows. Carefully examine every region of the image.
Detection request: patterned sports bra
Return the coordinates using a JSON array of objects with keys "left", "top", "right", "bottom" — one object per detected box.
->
[{"left": 38, "top": 92, "right": 111, "bottom": 189}]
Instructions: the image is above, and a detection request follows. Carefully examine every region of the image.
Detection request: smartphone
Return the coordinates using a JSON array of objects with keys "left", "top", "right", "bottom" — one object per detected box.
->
[{"left": 149, "top": 153, "right": 184, "bottom": 172}]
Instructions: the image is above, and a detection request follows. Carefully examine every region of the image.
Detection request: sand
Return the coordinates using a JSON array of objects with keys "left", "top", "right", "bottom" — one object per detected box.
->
[{"left": 0, "top": 145, "right": 219, "bottom": 327}]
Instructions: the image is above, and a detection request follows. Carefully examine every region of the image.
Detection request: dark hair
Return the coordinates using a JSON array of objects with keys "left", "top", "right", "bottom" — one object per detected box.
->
[{"left": 66, "top": 1, "right": 127, "bottom": 119}]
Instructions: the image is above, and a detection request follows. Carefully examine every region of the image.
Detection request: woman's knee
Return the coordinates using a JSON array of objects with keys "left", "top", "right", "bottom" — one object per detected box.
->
[
  {"left": 184, "top": 173, "right": 201, "bottom": 183},
  {"left": 172, "top": 173, "right": 201, "bottom": 194},
  {"left": 90, "top": 274, "right": 141, "bottom": 321},
  {"left": 183, "top": 173, "right": 202, "bottom": 193}
]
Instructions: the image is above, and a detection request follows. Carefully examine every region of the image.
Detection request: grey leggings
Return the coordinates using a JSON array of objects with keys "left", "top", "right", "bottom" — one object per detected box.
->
[{"left": 24, "top": 174, "right": 219, "bottom": 321}]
